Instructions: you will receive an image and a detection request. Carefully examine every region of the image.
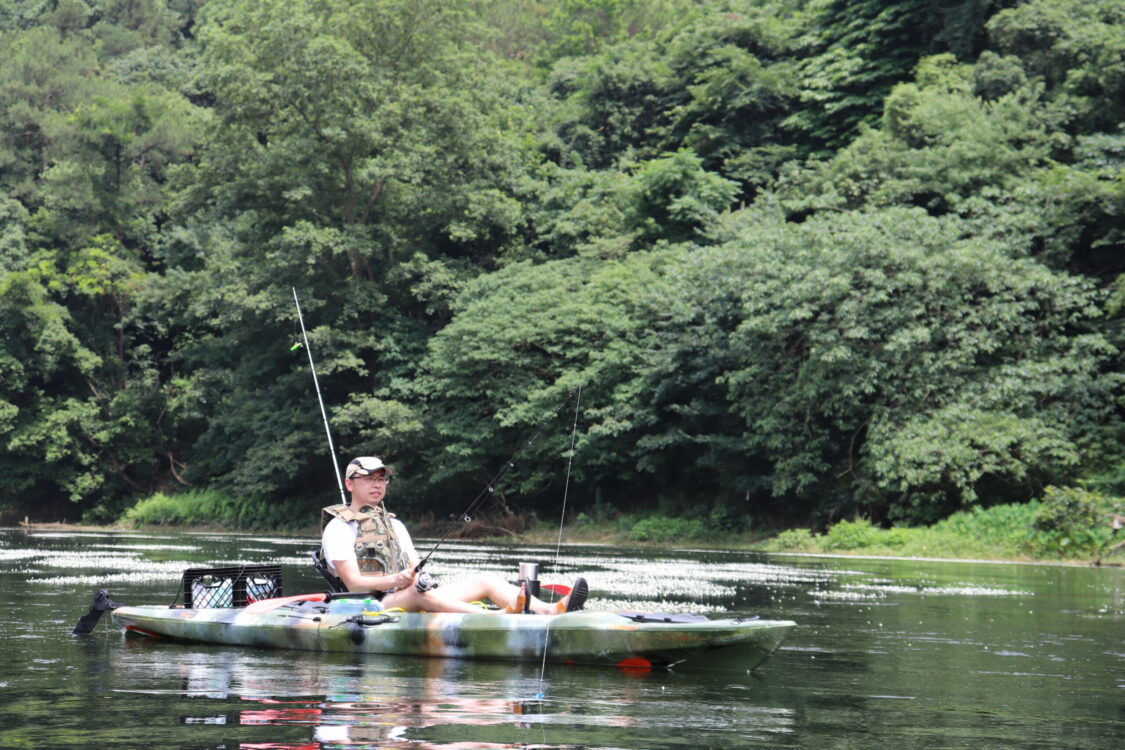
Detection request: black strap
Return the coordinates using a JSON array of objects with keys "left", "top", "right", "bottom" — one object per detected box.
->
[
  {"left": 311, "top": 549, "right": 348, "bottom": 593},
  {"left": 618, "top": 612, "right": 711, "bottom": 624}
]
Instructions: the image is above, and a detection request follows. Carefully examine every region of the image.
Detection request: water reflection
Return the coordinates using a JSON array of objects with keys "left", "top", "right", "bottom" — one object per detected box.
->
[{"left": 134, "top": 648, "right": 648, "bottom": 748}]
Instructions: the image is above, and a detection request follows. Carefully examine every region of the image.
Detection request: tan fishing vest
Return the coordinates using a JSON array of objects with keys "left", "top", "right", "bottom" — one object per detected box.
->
[{"left": 321, "top": 503, "right": 409, "bottom": 575}]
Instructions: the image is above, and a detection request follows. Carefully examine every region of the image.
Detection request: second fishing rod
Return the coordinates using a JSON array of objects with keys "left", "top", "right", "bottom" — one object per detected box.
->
[{"left": 292, "top": 287, "right": 575, "bottom": 581}]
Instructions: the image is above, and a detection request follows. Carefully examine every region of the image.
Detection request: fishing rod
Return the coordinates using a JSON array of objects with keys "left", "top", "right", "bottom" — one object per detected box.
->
[
  {"left": 537, "top": 385, "right": 583, "bottom": 697},
  {"left": 291, "top": 285, "right": 576, "bottom": 577},
  {"left": 292, "top": 287, "right": 347, "bottom": 505},
  {"left": 414, "top": 395, "right": 575, "bottom": 573}
]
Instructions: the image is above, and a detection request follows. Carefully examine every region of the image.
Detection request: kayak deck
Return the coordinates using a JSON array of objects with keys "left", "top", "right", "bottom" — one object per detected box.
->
[{"left": 112, "top": 597, "right": 795, "bottom": 668}]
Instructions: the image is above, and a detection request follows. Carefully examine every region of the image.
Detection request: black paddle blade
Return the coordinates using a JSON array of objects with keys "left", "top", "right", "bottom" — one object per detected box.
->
[{"left": 72, "top": 589, "right": 122, "bottom": 635}]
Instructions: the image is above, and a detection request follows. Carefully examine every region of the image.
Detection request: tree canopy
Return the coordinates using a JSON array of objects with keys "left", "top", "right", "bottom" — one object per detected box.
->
[{"left": 1, "top": 0, "right": 1122, "bottom": 528}]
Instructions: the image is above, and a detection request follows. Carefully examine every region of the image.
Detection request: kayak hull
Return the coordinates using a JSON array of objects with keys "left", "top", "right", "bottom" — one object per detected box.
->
[{"left": 111, "top": 599, "right": 794, "bottom": 668}]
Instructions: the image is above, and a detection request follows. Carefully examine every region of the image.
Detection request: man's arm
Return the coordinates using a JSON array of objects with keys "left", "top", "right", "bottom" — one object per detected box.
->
[{"left": 332, "top": 558, "right": 416, "bottom": 593}]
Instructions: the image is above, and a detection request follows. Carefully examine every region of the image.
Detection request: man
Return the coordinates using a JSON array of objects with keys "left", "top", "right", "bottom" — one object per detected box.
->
[{"left": 321, "top": 456, "right": 587, "bottom": 614}]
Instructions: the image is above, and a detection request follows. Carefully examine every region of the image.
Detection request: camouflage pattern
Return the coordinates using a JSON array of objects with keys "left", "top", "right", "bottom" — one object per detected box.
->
[{"left": 111, "top": 597, "right": 795, "bottom": 669}]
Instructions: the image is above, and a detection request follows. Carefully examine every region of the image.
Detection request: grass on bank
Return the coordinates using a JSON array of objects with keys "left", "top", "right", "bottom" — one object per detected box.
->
[
  {"left": 120, "top": 489, "right": 310, "bottom": 531},
  {"left": 519, "top": 486, "right": 1125, "bottom": 563}
]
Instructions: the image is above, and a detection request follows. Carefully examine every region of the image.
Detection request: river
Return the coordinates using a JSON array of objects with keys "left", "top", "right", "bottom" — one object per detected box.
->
[{"left": 0, "top": 527, "right": 1120, "bottom": 748}]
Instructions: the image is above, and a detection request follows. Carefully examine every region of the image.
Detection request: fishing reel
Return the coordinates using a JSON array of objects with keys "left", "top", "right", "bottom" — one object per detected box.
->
[{"left": 415, "top": 571, "right": 439, "bottom": 593}]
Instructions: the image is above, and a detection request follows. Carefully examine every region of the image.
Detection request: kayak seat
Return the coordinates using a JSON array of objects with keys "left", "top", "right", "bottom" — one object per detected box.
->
[{"left": 311, "top": 549, "right": 348, "bottom": 594}]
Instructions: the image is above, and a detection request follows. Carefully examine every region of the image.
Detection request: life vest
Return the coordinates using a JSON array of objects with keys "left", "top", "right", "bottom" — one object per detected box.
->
[{"left": 321, "top": 503, "right": 409, "bottom": 576}]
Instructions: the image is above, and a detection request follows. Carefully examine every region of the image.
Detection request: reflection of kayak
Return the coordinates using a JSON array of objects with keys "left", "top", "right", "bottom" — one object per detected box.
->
[{"left": 111, "top": 595, "right": 795, "bottom": 669}]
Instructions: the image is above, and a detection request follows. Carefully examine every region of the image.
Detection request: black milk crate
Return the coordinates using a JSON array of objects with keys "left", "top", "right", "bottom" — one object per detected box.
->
[{"left": 182, "top": 564, "right": 283, "bottom": 608}]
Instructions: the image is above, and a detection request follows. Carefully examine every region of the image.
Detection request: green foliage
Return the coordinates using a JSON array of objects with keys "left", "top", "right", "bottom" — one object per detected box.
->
[
  {"left": 987, "top": 0, "right": 1125, "bottom": 135},
  {"left": 36, "top": 83, "right": 202, "bottom": 248},
  {"left": 120, "top": 488, "right": 307, "bottom": 530},
  {"left": 758, "top": 498, "right": 1124, "bottom": 561},
  {"left": 417, "top": 251, "right": 673, "bottom": 504},
  {"left": 1, "top": 0, "right": 1124, "bottom": 536},
  {"left": 932, "top": 501, "right": 1041, "bottom": 552},
  {"left": 192, "top": 0, "right": 533, "bottom": 260},
  {"left": 547, "top": 3, "right": 802, "bottom": 192},
  {"left": 820, "top": 519, "right": 885, "bottom": 550},
  {"left": 1027, "top": 485, "right": 1121, "bottom": 558},
  {"left": 539, "top": 0, "right": 679, "bottom": 62},
  {"left": 628, "top": 514, "right": 707, "bottom": 542},
  {"left": 788, "top": 0, "right": 1001, "bottom": 152},
  {"left": 481, "top": 0, "right": 692, "bottom": 66},
  {"left": 629, "top": 150, "right": 741, "bottom": 242},
  {"left": 706, "top": 503, "right": 750, "bottom": 535},
  {"left": 143, "top": 0, "right": 545, "bottom": 507},
  {"left": 0, "top": 26, "right": 99, "bottom": 203},
  {"left": 759, "top": 527, "right": 816, "bottom": 552},
  {"left": 625, "top": 506, "right": 747, "bottom": 542},
  {"left": 646, "top": 206, "right": 1119, "bottom": 519},
  {"left": 532, "top": 149, "right": 738, "bottom": 255},
  {"left": 760, "top": 503, "right": 1050, "bottom": 559},
  {"left": 778, "top": 53, "right": 1059, "bottom": 216}
]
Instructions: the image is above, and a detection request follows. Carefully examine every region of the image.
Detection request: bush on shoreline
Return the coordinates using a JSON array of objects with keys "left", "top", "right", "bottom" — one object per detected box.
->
[
  {"left": 758, "top": 488, "right": 1125, "bottom": 561},
  {"left": 120, "top": 490, "right": 309, "bottom": 531}
]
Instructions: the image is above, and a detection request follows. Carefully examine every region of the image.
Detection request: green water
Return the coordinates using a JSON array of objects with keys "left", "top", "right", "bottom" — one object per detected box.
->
[{"left": 0, "top": 528, "right": 1120, "bottom": 748}]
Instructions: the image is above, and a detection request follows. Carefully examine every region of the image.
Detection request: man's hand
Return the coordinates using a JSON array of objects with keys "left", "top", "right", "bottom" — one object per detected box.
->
[{"left": 389, "top": 568, "right": 416, "bottom": 591}]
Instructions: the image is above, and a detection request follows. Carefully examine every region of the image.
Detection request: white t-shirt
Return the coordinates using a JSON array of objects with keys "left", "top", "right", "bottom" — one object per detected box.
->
[{"left": 321, "top": 514, "right": 416, "bottom": 577}]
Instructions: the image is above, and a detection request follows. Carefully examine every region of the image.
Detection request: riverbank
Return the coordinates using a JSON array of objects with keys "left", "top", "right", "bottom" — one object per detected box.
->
[
  {"left": 18, "top": 488, "right": 1123, "bottom": 567},
  {"left": 15, "top": 522, "right": 1119, "bottom": 567},
  {"left": 490, "top": 495, "right": 1125, "bottom": 567}
]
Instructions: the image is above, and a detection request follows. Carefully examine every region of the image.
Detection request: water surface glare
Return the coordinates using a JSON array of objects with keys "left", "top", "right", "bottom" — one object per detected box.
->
[{"left": 0, "top": 527, "right": 1121, "bottom": 748}]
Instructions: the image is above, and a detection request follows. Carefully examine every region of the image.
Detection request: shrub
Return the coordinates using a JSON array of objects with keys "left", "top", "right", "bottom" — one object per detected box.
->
[
  {"left": 1027, "top": 486, "right": 1121, "bottom": 558},
  {"left": 628, "top": 515, "right": 707, "bottom": 542},
  {"left": 934, "top": 502, "right": 1039, "bottom": 552},
  {"left": 760, "top": 528, "right": 816, "bottom": 552},
  {"left": 707, "top": 505, "right": 750, "bottom": 535},
  {"left": 120, "top": 489, "right": 304, "bottom": 530},
  {"left": 821, "top": 519, "right": 883, "bottom": 551}
]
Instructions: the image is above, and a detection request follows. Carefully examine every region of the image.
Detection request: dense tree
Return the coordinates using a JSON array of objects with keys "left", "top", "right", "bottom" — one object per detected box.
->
[
  {"left": 417, "top": 252, "right": 670, "bottom": 506},
  {"left": 548, "top": 2, "right": 803, "bottom": 195},
  {"left": 0, "top": 6, "right": 203, "bottom": 521},
  {"left": 0, "top": 203, "right": 183, "bottom": 520},
  {"left": 648, "top": 208, "right": 1119, "bottom": 523},
  {"left": 788, "top": 0, "right": 1014, "bottom": 152},
  {"left": 986, "top": 0, "right": 1125, "bottom": 135},
  {"left": 775, "top": 53, "right": 1058, "bottom": 216},
  {"left": 146, "top": 0, "right": 547, "bottom": 506},
  {"left": 1, "top": 0, "right": 1122, "bottom": 529}
]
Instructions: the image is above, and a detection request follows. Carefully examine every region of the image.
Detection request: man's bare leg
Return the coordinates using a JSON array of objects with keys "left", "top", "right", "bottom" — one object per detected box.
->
[{"left": 381, "top": 573, "right": 575, "bottom": 614}]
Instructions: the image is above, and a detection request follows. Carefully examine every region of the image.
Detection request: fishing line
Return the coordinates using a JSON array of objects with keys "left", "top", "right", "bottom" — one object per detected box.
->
[
  {"left": 292, "top": 287, "right": 347, "bottom": 505},
  {"left": 552, "top": 385, "right": 582, "bottom": 572},
  {"left": 537, "top": 385, "right": 583, "bottom": 697},
  {"left": 415, "top": 395, "right": 574, "bottom": 572}
]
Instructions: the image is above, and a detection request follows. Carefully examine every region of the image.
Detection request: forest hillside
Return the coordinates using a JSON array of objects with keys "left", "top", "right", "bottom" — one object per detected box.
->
[{"left": 1, "top": 0, "right": 1123, "bottom": 534}]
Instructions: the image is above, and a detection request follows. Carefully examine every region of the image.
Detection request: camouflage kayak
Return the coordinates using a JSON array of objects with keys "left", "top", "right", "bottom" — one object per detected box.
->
[{"left": 111, "top": 594, "right": 795, "bottom": 669}]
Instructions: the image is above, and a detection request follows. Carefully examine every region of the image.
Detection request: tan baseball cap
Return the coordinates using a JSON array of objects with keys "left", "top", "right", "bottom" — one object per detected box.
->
[{"left": 345, "top": 456, "right": 392, "bottom": 479}]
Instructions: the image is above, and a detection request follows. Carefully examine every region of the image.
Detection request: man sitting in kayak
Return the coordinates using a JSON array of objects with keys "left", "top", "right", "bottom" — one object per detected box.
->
[{"left": 320, "top": 456, "right": 587, "bottom": 614}]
